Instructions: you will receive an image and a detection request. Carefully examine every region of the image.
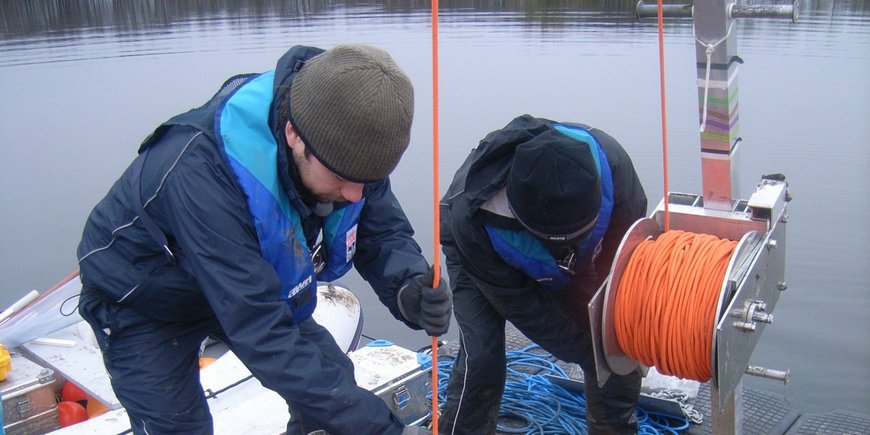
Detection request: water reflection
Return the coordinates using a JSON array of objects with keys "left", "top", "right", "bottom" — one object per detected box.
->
[
  {"left": 2, "top": 0, "right": 868, "bottom": 39},
  {"left": 0, "top": 0, "right": 868, "bottom": 419},
  {"left": 2, "top": 0, "right": 868, "bottom": 68}
]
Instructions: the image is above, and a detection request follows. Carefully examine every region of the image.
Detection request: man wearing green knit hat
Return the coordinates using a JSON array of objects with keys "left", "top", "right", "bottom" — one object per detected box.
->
[{"left": 77, "top": 44, "right": 450, "bottom": 435}]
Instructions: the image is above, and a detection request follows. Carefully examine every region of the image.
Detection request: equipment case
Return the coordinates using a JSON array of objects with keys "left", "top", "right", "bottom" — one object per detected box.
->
[
  {"left": 1, "top": 352, "right": 60, "bottom": 434},
  {"left": 350, "top": 343, "right": 432, "bottom": 426},
  {"left": 372, "top": 366, "right": 431, "bottom": 425}
]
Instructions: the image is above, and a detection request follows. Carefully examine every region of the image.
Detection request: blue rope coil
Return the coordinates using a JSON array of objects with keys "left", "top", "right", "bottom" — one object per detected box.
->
[{"left": 426, "top": 344, "right": 690, "bottom": 434}]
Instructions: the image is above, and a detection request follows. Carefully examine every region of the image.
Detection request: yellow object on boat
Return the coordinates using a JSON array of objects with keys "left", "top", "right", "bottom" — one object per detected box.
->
[{"left": 0, "top": 344, "right": 11, "bottom": 381}]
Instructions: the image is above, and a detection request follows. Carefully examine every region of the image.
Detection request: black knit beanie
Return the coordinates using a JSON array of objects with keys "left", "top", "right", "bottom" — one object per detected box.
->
[
  {"left": 289, "top": 44, "right": 414, "bottom": 183},
  {"left": 506, "top": 130, "right": 601, "bottom": 245}
]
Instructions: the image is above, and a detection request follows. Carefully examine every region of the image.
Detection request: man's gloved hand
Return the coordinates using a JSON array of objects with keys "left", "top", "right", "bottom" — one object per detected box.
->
[
  {"left": 397, "top": 267, "right": 452, "bottom": 336},
  {"left": 401, "top": 425, "right": 432, "bottom": 434}
]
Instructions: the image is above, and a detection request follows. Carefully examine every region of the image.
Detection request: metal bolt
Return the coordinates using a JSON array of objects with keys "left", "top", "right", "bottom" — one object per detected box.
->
[
  {"left": 734, "top": 320, "right": 756, "bottom": 332},
  {"left": 752, "top": 312, "right": 774, "bottom": 324},
  {"left": 777, "top": 281, "right": 788, "bottom": 291},
  {"left": 780, "top": 213, "right": 789, "bottom": 223},
  {"left": 767, "top": 239, "right": 778, "bottom": 250},
  {"left": 746, "top": 365, "right": 791, "bottom": 384}
]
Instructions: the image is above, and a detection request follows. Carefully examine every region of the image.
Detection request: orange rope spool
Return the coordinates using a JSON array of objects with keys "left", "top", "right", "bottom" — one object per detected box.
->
[
  {"left": 613, "top": 230, "right": 737, "bottom": 381},
  {"left": 610, "top": 0, "right": 736, "bottom": 384}
]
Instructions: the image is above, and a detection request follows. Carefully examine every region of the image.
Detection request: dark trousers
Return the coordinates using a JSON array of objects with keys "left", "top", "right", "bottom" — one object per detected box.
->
[
  {"left": 439, "top": 246, "right": 641, "bottom": 435},
  {"left": 78, "top": 290, "right": 354, "bottom": 435}
]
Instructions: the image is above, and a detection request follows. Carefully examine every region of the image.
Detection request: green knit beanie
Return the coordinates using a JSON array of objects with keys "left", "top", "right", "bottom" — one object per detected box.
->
[{"left": 289, "top": 44, "right": 415, "bottom": 183}]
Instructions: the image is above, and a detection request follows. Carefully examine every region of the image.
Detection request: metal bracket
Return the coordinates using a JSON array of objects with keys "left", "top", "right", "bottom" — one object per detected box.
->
[{"left": 635, "top": 1, "right": 799, "bottom": 22}]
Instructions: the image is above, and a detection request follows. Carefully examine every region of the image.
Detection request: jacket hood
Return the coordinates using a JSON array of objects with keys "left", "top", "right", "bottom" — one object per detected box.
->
[
  {"left": 460, "top": 114, "right": 555, "bottom": 213},
  {"left": 269, "top": 45, "right": 325, "bottom": 135},
  {"left": 269, "top": 45, "right": 326, "bottom": 216}
]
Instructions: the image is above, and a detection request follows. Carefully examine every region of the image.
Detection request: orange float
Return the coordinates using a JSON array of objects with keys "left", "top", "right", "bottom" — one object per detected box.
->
[
  {"left": 57, "top": 400, "right": 89, "bottom": 427},
  {"left": 199, "top": 356, "right": 217, "bottom": 369},
  {"left": 62, "top": 381, "right": 89, "bottom": 403},
  {"left": 86, "top": 396, "right": 110, "bottom": 418}
]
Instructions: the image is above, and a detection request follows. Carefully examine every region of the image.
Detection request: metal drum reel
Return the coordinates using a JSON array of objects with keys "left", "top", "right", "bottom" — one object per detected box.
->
[
  {"left": 586, "top": 1, "right": 800, "bottom": 431},
  {"left": 589, "top": 177, "right": 791, "bottom": 432}
]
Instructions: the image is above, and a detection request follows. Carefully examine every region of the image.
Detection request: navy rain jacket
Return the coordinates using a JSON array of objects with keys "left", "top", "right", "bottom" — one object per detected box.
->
[
  {"left": 441, "top": 114, "right": 648, "bottom": 298},
  {"left": 437, "top": 116, "right": 648, "bottom": 434},
  {"left": 77, "top": 45, "right": 428, "bottom": 433}
]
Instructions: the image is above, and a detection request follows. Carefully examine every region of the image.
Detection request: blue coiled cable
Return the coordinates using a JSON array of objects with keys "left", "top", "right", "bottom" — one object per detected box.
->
[{"left": 425, "top": 344, "right": 691, "bottom": 434}]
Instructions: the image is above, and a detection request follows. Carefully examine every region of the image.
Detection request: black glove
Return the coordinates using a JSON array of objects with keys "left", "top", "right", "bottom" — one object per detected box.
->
[{"left": 398, "top": 267, "right": 452, "bottom": 336}]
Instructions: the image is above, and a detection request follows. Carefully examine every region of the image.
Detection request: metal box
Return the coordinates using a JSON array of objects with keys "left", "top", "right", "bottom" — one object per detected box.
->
[
  {"left": 372, "top": 366, "right": 431, "bottom": 425},
  {"left": 1, "top": 352, "right": 60, "bottom": 434},
  {"left": 351, "top": 342, "right": 432, "bottom": 426}
]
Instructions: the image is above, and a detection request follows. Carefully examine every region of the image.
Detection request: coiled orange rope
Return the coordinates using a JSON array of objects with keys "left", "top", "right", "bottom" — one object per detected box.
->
[
  {"left": 609, "top": 0, "right": 737, "bottom": 384},
  {"left": 614, "top": 230, "right": 737, "bottom": 381}
]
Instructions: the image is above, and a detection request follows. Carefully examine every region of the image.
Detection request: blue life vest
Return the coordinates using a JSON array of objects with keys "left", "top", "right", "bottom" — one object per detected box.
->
[
  {"left": 217, "top": 71, "right": 363, "bottom": 321},
  {"left": 485, "top": 123, "right": 614, "bottom": 291}
]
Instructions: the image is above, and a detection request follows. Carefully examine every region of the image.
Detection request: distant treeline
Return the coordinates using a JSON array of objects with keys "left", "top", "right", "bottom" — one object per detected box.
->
[{"left": 1, "top": 0, "right": 866, "bottom": 38}]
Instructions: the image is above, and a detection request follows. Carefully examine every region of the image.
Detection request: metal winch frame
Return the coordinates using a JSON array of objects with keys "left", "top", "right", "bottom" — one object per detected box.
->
[
  {"left": 587, "top": 1, "right": 798, "bottom": 433},
  {"left": 589, "top": 180, "right": 791, "bottom": 432}
]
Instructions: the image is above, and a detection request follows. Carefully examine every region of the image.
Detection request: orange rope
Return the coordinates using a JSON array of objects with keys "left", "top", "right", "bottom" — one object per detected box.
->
[
  {"left": 656, "top": 0, "right": 670, "bottom": 231},
  {"left": 614, "top": 230, "right": 737, "bottom": 381},
  {"left": 430, "top": 0, "right": 441, "bottom": 432}
]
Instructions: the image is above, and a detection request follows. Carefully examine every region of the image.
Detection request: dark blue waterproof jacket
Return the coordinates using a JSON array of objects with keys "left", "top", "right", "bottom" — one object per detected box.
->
[
  {"left": 77, "top": 45, "right": 427, "bottom": 433},
  {"left": 440, "top": 115, "right": 647, "bottom": 296}
]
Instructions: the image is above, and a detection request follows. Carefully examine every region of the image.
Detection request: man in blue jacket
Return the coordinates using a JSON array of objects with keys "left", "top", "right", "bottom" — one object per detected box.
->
[
  {"left": 77, "top": 44, "right": 451, "bottom": 435},
  {"left": 439, "top": 115, "right": 647, "bottom": 434}
]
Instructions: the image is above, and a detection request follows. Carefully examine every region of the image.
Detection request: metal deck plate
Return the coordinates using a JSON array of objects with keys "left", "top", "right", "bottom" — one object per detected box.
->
[
  {"left": 787, "top": 410, "right": 870, "bottom": 434},
  {"left": 441, "top": 323, "right": 870, "bottom": 434},
  {"left": 687, "top": 381, "right": 799, "bottom": 435}
]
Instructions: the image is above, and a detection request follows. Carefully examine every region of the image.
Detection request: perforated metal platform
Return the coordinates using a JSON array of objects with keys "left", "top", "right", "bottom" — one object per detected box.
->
[
  {"left": 438, "top": 323, "right": 870, "bottom": 434},
  {"left": 686, "top": 382, "right": 799, "bottom": 435},
  {"left": 787, "top": 410, "right": 870, "bottom": 435}
]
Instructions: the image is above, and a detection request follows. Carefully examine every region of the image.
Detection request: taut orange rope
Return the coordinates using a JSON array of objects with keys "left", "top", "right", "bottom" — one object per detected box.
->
[
  {"left": 430, "top": 0, "right": 441, "bottom": 432},
  {"left": 614, "top": 230, "right": 737, "bottom": 381},
  {"left": 656, "top": 0, "right": 671, "bottom": 231}
]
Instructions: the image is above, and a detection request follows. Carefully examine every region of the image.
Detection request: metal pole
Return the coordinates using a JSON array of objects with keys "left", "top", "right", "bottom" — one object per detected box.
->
[
  {"left": 693, "top": 0, "right": 741, "bottom": 211},
  {"left": 711, "top": 380, "right": 743, "bottom": 434}
]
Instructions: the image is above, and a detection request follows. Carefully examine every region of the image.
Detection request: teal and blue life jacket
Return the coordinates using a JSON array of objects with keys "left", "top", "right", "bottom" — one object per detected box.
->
[
  {"left": 217, "top": 71, "right": 362, "bottom": 321},
  {"left": 484, "top": 124, "right": 614, "bottom": 291}
]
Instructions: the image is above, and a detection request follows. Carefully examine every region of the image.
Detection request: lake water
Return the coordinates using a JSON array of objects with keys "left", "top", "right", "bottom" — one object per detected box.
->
[{"left": 1, "top": 0, "right": 868, "bottom": 419}]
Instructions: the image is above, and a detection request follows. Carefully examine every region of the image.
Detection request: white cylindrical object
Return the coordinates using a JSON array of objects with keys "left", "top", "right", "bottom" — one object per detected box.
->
[{"left": 0, "top": 290, "right": 40, "bottom": 325}]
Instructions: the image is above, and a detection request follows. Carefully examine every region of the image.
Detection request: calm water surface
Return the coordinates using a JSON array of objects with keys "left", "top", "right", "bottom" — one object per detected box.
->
[{"left": 1, "top": 0, "right": 868, "bottom": 418}]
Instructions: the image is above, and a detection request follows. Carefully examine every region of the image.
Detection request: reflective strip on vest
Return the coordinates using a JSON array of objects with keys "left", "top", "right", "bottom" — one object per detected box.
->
[
  {"left": 218, "top": 71, "right": 362, "bottom": 321},
  {"left": 319, "top": 200, "right": 364, "bottom": 282}
]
